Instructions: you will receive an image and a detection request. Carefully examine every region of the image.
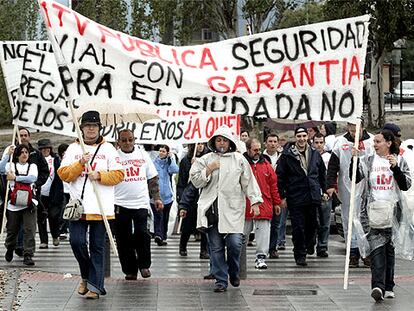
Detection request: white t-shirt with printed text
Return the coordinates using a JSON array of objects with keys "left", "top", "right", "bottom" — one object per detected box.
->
[
  {"left": 369, "top": 154, "right": 398, "bottom": 203},
  {"left": 115, "top": 148, "right": 158, "bottom": 209},
  {"left": 40, "top": 155, "right": 54, "bottom": 196},
  {"left": 60, "top": 142, "right": 123, "bottom": 216}
]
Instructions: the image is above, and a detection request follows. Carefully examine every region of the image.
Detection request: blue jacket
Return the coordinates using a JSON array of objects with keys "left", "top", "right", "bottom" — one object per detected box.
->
[
  {"left": 276, "top": 143, "right": 326, "bottom": 207},
  {"left": 153, "top": 155, "right": 179, "bottom": 204}
]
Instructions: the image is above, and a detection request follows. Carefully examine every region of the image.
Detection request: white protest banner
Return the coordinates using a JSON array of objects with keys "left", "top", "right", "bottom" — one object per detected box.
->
[
  {"left": 8, "top": 43, "right": 238, "bottom": 143},
  {"left": 39, "top": 0, "right": 369, "bottom": 122},
  {"left": 132, "top": 110, "right": 240, "bottom": 144},
  {"left": 0, "top": 41, "right": 51, "bottom": 110}
]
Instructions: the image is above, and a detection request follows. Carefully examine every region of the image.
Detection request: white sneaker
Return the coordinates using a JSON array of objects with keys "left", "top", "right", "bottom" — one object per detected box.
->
[
  {"left": 384, "top": 291, "right": 395, "bottom": 299},
  {"left": 371, "top": 287, "right": 384, "bottom": 302},
  {"left": 255, "top": 258, "right": 268, "bottom": 270}
]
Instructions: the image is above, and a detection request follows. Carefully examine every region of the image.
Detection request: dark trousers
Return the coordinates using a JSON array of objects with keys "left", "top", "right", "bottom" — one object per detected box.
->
[
  {"left": 288, "top": 203, "right": 317, "bottom": 260},
  {"left": 151, "top": 202, "right": 172, "bottom": 240},
  {"left": 60, "top": 193, "right": 70, "bottom": 234},
  {"left": 370, "top": 242, "right": 395, "bottom": 292},
  {"left": 180, "top": 231, "right": 208, "bottom": 253},
  {"left": 114, "top": 206, "right": 151, "bottom": 275},
  {"left": 38, "top": 195, "right": 61, "bottom": 243},
  {"left": 5, "top": 208, "right": 37, "bottom": 256}
]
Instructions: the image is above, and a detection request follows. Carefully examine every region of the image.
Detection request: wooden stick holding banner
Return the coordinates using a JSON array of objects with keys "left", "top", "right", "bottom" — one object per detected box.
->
[
  {"left": 343, "top": 118, "right": 362, "bottom": 290},
  {"left": 67, "top": 100, "right": 119, "bottom": 257},
  {"left": 192, "top": 143, "right": 198, "bottom": 160},
  {"left": 1, "top": 125, "right": 19, "bottom": 238}
]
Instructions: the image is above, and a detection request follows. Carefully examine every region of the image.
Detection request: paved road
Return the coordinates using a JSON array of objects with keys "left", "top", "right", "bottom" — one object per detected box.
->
[{"left": 1, "top": 233, "right": 414, "bottom": 310}]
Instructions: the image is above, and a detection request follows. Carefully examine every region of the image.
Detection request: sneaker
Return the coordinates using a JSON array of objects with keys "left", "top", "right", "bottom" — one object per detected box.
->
[
  {"left": 247, "top": 241, "right": 254, "bottom": 246},
  {"left": 59, "top": 234, "right": 68, "bottom": 240},
  {"left": 349, "top": 256, "right": 359, "bottom": 268},
  {"left": 5, "top": 248, "right": 13, "bottom": 262},
  {"left": 154, "top": 236, "right": 163, "bottom": 246},
  {"left": 53, "top": 238, "right": 60, "bottom": 247},
  {"left": 14, "top": 248, "right": 23, "bottom": 257},
  {"left": 255, "top": 258, "right": 268, "bottom": 270},
  {"left": 229, "top": 276, "right": 240, "bottom": 287},
  {"left": 213, "top": 283, "right": 227, "bottom": 292},
  {"left": 85, "top": 290, "right": 99, "bottom": 299},
  {"left": 269, "top": 250, "right": 279, "bottom": 259},
  {"left": 140, "top": 268, "right": 151, "bottom": 278},
  {"left": 277, "top": 245, "right": 286, "bottom": 251},
  {"left": 23, "top": 255, "right": 35, "bottom": 266},
  {"left": 203, "top": 273, "right": 215, "bottom": 280},
  {"left": 199, "top": 251, "right": 210, "bottom": 259},
  {"left": 362, "top": 257, "right": 371, "bottom": 268},
  {"left": 39, "top": 243, "right": 48, "bottom": 249},
  {"left": 125, "top": 274, "right": 137, "bottom": 280},
  {"left": 317, "top": 250, "right": 329, "bottom": 258},
  {"left": 384, "top": 291, "right": 395, "bottom": 299},
  {"left": 78, "top": 281, "right": 88, "bottom": 295},
  {"left": 179, "top": 249, "right": 187, "bottom": 256},
  {"left": 295, "top": 257, "right": 307, "bottom": 266},
  {"left": 371, "top": 287, "right": 384, "bottom": 302}
]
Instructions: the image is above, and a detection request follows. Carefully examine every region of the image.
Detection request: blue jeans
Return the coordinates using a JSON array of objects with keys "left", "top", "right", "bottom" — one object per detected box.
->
[
  {"left": 69, "top": 220, "right": 107, "bottom": 295},
  {"left": 269, "top": 207, "right": 288, "bottom": 251},
  {"left": 317, "top": 199, "right": 331, "bottom": 252},
  {"left": 206, "top": 225, "right": 243, "bottom": 288}
]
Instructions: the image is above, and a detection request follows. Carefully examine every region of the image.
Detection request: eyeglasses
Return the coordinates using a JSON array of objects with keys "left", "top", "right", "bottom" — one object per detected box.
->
[{"left": 120, "top": 138, "right": 135, "bottom": 143}]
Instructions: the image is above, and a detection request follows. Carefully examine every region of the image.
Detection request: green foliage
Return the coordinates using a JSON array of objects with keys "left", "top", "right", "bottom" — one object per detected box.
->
[
  {"left": 278, "top": 1, "right": 326, "bottom": 29},
  {"left": 76, "top": 0, "right": 128, "bottom": 32},
  {"left": 403, "top": 40, "right": 414, "bottom": 80}
]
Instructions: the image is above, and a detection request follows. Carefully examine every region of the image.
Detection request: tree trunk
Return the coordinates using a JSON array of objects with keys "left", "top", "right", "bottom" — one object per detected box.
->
[{"left": 368, "top": 51, "right": 386, "bottom": 128}]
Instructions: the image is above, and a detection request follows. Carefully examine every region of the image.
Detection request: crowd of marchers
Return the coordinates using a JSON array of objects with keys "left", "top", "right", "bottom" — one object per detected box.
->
[{"left": 0, "top": 111, "right": 412, "bottom": 302}]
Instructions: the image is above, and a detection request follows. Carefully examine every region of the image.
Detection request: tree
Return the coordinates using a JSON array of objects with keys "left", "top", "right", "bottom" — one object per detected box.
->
[
  {"left": 277, "top": 0, "right": 326, "bottom": 29},
  {"left": 242, "top": 0, "right": 296, "bottom": 34},
  {"left": 324, "top": 0, "right": 414, "bottom": 128}
]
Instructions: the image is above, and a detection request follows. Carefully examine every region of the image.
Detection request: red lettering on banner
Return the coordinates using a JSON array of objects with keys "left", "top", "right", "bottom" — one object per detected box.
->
[
  {"left": 207, "top": 76, "right": 230, "bottom": 93},
  {"left": 73, "top": 13, "right": 90, "bottom": 35},
  {"left": 348, "top": 56, "right": 360, "bottom": 84},
  {"left": 190, "top": 119, "right": 201, "bottom": 139},
  {"left": 200, "top": 48, "right": 218, "bottom": 70},
  {"left": 135, "top": 39, "right": 157, "bottom": 58},
  {"left": 319, "top": 59, "right": 339, "bottom": 85},
  {"left": 232, "top": 75, "right": 252, "bottom": 94},
  {"left": 40, "top": 1, "right": 51, "bottom": 27},
  {"left": 98, "top": 25, "right": 117, "bottom": 43},
  {"left": 342, "top": 57, "right": 347, "bottom": 85},
  {"left": 256, "top": 72, "right": 274, "bottom": 92},
  {"left": 52, "top": 3, "right": 70, "bottom": 27},
  {"left": 117, "top": 34, "right": 135, "bottom": 51},
  {"left": 181, "top": 50, "right": 196, "bottom": 68},
  {"left": 154, "top": 45, "right": 173, "bottom": 64},
  {"left": 277, "top": 66, "right": 296, "bottom": 89},
  {"left": 299, "top": 62, "right": 315, "bottom": 87}
]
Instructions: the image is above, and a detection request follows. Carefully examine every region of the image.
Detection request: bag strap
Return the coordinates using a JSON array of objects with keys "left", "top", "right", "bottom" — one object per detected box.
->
[
  {"left": 80, "top": 143, "right": 103, "bottom": 200},
  {"left": 14, "top": 162, "right": 31, "bottom": 177}
]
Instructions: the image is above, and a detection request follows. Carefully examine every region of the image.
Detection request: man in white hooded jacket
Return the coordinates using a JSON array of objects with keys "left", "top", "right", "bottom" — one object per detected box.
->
[{"left": 190, "top": 125, "right": 262, "bottom": 292}]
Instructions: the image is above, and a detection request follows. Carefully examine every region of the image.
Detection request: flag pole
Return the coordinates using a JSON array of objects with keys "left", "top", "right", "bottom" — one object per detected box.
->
[
  {"left": 67, "top": 100, "right": 118, "bottom": 257},
  {"left": 343, "top": 118, "right": 362, "bottom": 289},
  {"left": 0, "top": 125, "right": 19, "bottom": 238}
]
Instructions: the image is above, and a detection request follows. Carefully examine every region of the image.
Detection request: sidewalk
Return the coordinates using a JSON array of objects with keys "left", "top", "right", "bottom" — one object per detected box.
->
[
  {"left": 1, "top": 235, "right": 414, "bottom": 310},
  {"left": 4, "top": 270, "right": 414, "bottom": 310}
]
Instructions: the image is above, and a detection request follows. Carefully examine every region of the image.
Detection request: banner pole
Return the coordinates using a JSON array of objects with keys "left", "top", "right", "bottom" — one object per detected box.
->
[
  {"left": 0, "top": 125, "right": 19, "bottom": 238},
  {"left": 67, "top": 100, "right": 118, "bottom": 257},
  {"left": 343, "top": 119, "right": 362, "bottom": 290}
]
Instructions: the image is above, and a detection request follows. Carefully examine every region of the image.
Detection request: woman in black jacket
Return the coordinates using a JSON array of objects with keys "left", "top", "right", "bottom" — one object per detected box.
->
[{"left": 177, "top": 143, "right": 208, "bottom": 258}]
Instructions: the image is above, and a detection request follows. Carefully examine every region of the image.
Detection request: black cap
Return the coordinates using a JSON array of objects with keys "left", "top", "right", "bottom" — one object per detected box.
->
[
  {"left": 37, "top": 138, "right": 52, "bottom": 150},
  {"left": 383, "top": 123, "right": 401, "bottom": 137},
  {"left": 294, "top": 126, "right": 307, "bottom": 135},
  {"left": 80, "top": 110, "right": 101, "bottom": 126}
]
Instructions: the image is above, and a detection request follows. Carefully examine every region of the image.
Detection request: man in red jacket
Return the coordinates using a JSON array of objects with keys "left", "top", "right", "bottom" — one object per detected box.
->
[{"left": 243, "top": 138, "right": 282, "bottom": 269}]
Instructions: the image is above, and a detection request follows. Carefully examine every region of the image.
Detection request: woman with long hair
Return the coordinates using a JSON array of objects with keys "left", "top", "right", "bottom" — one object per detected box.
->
[
  {"left": 0, "top": 144, "right": 38, "bottom": 266},
  {"left": 353, "top": 129, "right": 411, "bottom": 302}
]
